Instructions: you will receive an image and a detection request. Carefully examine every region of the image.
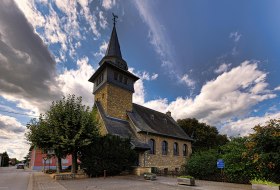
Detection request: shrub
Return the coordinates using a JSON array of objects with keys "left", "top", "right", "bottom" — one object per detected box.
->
[
  {"left": 80, "top": 135, "right": 137, "bottom": 177},
  {"left": 184, "top": 149, "right": 219, "bottom": 180}
]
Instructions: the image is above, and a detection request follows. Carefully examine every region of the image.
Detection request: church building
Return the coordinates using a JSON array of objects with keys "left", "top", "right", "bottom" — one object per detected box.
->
[{"left": 88, "top": 18, "right": 192, "bottom": 175}]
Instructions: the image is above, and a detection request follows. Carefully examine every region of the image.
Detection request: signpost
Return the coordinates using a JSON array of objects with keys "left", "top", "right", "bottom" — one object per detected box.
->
[{"left": 217, "top": 159, "right": 225, "bottom": 181}]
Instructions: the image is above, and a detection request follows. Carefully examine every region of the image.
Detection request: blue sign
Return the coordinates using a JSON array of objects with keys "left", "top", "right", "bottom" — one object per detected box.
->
[{"left": 217, "top": 159, "right": 225, "bottom": 169}]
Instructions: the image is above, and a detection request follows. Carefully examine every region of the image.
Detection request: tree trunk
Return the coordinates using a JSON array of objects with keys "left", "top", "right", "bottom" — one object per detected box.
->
[
  {"left": 56, "top": 157, "right": 62, "bottom": 173},
  {"left": 71, "top": 150, "right": 77, "bottom": 174}
]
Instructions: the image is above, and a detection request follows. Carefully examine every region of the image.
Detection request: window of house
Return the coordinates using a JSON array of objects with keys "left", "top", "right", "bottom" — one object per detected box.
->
[
  {"left": 183, "top": 144, "right": 188, "bottom": 157},
  {"left": 149, "top": 139, "right": 156, "bottom": 154},
  {"left": 173, "top": 142, "right": 179, "bottom": 156},
  {"left": 162, "top": 141, "right": 168, "bottom": 155}
]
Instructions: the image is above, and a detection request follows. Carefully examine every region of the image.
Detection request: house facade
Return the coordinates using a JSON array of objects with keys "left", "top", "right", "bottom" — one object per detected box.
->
[
  {"left": 29, "top": 147, "right": 72, "bottom": 171},
  {"left": 89, "top": 20, "right": 192, "bottom": 175}
]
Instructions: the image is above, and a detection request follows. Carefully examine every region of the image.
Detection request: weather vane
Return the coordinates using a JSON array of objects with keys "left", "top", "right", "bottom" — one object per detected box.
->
[{"left": 112, "top": 13, "right": 118, "bottom": 26}]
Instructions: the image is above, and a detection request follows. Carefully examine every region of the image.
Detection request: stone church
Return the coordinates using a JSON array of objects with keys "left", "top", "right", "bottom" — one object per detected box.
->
[{"left": 88, "top": 20, "right": 192, "bottom": 175}]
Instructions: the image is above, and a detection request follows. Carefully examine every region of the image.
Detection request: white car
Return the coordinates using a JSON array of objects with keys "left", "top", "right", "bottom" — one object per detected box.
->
[{"left": 16, "top": 163, "right": 24, "bottom": 169}]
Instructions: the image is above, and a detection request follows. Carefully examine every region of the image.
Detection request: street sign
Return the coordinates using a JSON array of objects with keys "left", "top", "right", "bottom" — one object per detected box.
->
[{"left": 217, "top": 159, "right": 225, "bottom": 169}]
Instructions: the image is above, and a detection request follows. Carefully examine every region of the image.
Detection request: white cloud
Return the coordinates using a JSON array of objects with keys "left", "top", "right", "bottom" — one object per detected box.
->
[
  {"left": 274, "top": 85, "right": 280, "bottom": 91},
  {"left": 141, "top": 61, "right": 277, "bottom": 130},
  {"left": 138, "top": 71, "right": 158, "bottom": 81},
  {"left": 102, "top": 0, "right": 116, "bottom": 10},
  {"left": 133, "top": 0, "right": 175, "bottom": 70},
  {"left": 179, "top": 74, "right": 195, "bottom": 87},
  {"left": 220, "top": 111, "right": 280, "bottom": 137},
  {"left": 0, "top": 114, "right": 29, "bottom": 160},
  {"left": 99, "top": 11, "right": 108, "bottom": 29},
  {"left": 56, "top": 57, "right": 95, "bottom": 107},
  {"left": 94, "top": 41, "right": 108, "bottom": 58},
  {"left": 230, "top": 31, "right": 242, "bottom": 42},
  {"left": 215, "top": 63, "right": 232, "bottom": 74},
  {"left": 14, "top": 0, "right": 46, "bottom": 29}
]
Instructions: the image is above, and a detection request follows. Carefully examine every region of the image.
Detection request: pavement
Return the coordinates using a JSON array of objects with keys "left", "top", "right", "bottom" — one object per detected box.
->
[{"left": 29, "top": 172, "right": 252, "bottom": 190}]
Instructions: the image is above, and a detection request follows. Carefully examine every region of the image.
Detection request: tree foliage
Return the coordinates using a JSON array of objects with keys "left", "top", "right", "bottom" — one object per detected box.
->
[
  {"left": 178, "top": 118, "right": 228, "bottom": 152},
  {"left": 244, "top": 119, "right": 280, "bottom": 183},
  {"left": 221, "top": 137, "right": 257, "bottom": 183},
  {"left": 80, "top": 135, "right": 137, "bottom": 177},
  {"left": 26, "top": 94, "right": 99, "bottom": 173},
  {"left": 1, "top": 152, "right": 9, "bottom": 167}
]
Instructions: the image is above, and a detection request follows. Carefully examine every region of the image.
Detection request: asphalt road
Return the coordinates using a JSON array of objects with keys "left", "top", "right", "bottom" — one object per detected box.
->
[{"left": 0, "top": 166, "right": 31, "bottom": 190}]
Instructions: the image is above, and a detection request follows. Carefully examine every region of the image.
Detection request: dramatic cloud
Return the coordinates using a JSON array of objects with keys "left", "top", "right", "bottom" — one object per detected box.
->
[
  {"left": 0, "top": 114, "right": 25, "bottom": 134},
  {"left": 0, "top": 0, "right": 62, "bottom": 114},
  {"left": 215, "top": 63, "right": 232, "bottom": 74},
  {"left": 143, "top": 61, "right": 277, "bottom": 131}
]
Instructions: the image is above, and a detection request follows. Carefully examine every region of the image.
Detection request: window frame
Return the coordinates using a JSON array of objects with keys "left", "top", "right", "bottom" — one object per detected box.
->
[
  {"left": 173, "top": 142, "right": 179, "bottom": 156},
  {"left": 148, "top": 139, "right": 156, "bottom": 155},
  {"left": 162, "top": 140, "right": 168, "bottom": 155},
  {"left": 183, "top": 144, "right": 187, "bottom": 157}
]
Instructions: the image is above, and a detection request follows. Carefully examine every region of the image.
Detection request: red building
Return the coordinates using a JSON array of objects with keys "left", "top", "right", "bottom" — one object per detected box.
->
[{"left": 29, "top": 147, "right": 72, "bottom": 171}]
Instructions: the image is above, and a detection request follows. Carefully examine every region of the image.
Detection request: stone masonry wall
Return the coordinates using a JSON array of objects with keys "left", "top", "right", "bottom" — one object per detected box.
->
[
  {"left": 94, "top": 83, "right": 132, "bottom": 120},
  {"left": 137, "top": 133, "right": 192, "bottom": 171}
]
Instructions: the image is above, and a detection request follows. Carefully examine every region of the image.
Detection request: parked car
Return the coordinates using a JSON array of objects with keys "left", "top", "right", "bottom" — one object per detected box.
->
[{"left": 16, "top": 163, "right": 24, "bottom": 169}]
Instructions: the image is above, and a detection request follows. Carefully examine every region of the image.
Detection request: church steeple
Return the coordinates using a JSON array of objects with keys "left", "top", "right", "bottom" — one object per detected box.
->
[
  {"left": 99, "top": 13, "right": 128, "bottom": 71},
  {"left": 105, "top": 25, "right": 122, "bottom": 59},
  {"left": 89, "top": 14, "right": 139, "bottom": 120}
]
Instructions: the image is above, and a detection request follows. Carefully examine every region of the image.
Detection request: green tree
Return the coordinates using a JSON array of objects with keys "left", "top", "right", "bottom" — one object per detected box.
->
[
  {"left": 46, "top": 95, "right": 99, "bottom": 173},
  {"left": 80, "top": 135, "right": 137, "bottom": 177},
  {"left": 178, "top": 118, "right": 228, "bottom": 152},
  {"left": 245, "top": 119, "right": 280, "bottom": 183},
  {"left": 184, "top": 149, "right": 219, "bottom": 180},
  {"left": 1, "top": 152, "right": 9, "bottom": 167},
  {"left": 26, "top": 95, "right": 99, "bottom": 173},
  {"left": 221, "top": 137, "right": 257, "bottom": 183}
]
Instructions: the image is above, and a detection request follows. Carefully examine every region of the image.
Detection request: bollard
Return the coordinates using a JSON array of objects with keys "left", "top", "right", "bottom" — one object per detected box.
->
[{"left": 104, "top": 170, "right": 106, "bottom": 178}]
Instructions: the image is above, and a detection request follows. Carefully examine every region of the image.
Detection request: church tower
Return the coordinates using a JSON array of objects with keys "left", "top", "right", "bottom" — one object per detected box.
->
[{"left": 89, "top": 16, "right": 139, "bottom": 120}]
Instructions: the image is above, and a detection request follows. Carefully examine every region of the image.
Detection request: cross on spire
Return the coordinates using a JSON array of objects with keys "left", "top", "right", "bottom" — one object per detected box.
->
[{"left": 112, "top": 13, "right": 118, "bottom": 26}]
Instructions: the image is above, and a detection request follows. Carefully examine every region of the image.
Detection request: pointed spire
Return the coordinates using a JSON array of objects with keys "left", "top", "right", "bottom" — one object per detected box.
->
[{"left": 105, "top": 14, "right": 122, "bottom": 58}]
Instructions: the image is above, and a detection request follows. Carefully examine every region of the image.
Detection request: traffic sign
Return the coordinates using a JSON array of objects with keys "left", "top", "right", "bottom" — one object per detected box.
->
[{"left": 217, "top": 159, "right": 225, "bottom": 169}]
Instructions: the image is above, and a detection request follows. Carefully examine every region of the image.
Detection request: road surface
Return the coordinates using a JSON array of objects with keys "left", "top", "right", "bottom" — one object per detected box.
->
[{"left": 0, "top": 166, "right": 31, "bottom": 190}]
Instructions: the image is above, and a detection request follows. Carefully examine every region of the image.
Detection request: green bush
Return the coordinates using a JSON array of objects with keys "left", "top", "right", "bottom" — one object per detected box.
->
[
  {"left": 80, "top": 135, "right": 137, "bottom": 177},
  {"left": 184, "top": 149, "right": 219, "bottom": 180},
  {"left": 221, "top": 137, "right": 258, "bottom": 183}
]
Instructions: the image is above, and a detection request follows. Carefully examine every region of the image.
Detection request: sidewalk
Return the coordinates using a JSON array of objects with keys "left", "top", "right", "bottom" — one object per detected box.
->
[
  {"left": 28, "top": 172, "right": 66, "bottom": 190},
  {"left": 28, "top": 172, "right": 251, "bottom": 190}
]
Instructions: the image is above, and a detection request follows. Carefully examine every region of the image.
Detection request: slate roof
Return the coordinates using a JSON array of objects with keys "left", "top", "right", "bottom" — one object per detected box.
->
[
  {"left": 105, "top": 25, "right": 122, "bottom": 59},
  {"left": 95, "top": 101, "right": 150, "bottom": 150},
  {"left": 127, "top": 104, "right": 193, "bottom": 141}
]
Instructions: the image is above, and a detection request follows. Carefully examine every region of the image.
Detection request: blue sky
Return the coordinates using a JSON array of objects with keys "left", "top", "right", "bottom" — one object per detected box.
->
[{"left": 0, "top": 0, "right": 279, "bottom": 159}]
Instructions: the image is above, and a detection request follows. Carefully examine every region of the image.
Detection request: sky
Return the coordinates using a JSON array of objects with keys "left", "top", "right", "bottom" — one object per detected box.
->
[{"left": 0, "top": 0, "right": 279, "bottom": 160}]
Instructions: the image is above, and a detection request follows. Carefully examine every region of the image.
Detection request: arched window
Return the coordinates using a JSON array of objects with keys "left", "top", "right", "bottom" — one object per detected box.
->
[
  {"left": 183, "top": 144, "right": 188, "bottom": 157},
  {"left": 149, "top": 139, "right": 156, "bottom": 154},
  {"left": 162, "top": 141, "right": 168, "bottom": 155},
  {"left": 173, "top": 142, "right": 179, "bottom": 156}
]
